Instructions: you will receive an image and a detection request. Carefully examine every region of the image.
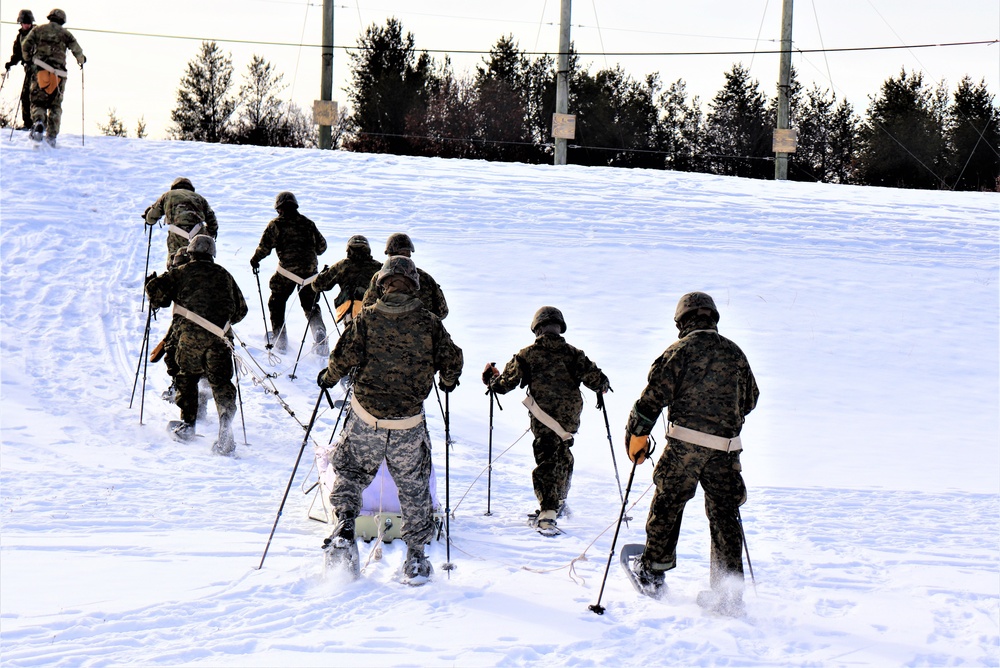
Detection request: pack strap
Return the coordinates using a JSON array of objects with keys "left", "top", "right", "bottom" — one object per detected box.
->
[
  {"left": 522, "top": 394, "right": 574, "bottom": 441},
  {"left": 33, "top": 58, "right": 67, "bottom": 77},
  {"left": 166, "top": 221, "right": 205, "bottom": 240},
  {"left": 173, "top": 304, "right": 231, "bottom": 343},
  {"left": 350, "top": 394, "right": 424, "bottom": 430},
  {"left": 276, "top": 264, "right": 319, "bottom": 287},
  {"left": 667, "top": 423, "right": 742, "bottom": 452}
]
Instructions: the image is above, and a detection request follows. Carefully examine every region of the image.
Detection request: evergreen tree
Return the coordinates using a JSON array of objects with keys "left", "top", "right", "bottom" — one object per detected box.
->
[
  {"left": 859, "top": 68, "right": 947, "bottom": 189},
  {"left": 169, "top": 41, "right": 235, "bottom": 143},
  {"left": 345, "top": 18, "right": 433, "bottom": 155},
  {"left": 946, "top": 76, "right": 999, "bottom": 191},
  {"left": 135, "top": 117, "right": 147, "bottom": 139},
  {"left": 791, "top": 84, "right": 860, "bottom": 183},
  {"left": 410, "top": 58, "right": 480, "bottom": 159},
  {"left": 659, "top": 79, "right": 704, "bottom": 172},
  {"left": 98, "top": 108, "right": 128, "bottom": 137},
  {"left": 703, "top": 63, "right": 771, "bottom": 179},
  {"left": 230, "top": 55, "right": 286, "bottom": 146}
]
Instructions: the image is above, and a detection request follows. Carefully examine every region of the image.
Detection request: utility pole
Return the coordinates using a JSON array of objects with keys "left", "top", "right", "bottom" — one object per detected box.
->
[
  {"left": 318, "top": 0, "right": 335, "bottom": 150},
  {"left": 774, "top": 0, "right": 794, "bottom": 179},
  {"left": 554, "top": 0, "right": 572, "bottom": 165}
]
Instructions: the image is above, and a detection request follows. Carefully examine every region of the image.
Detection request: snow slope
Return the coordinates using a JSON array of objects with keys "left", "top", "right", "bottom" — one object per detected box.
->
[{"left": 1, "top": 133, "right": 997, "bottom": 666}]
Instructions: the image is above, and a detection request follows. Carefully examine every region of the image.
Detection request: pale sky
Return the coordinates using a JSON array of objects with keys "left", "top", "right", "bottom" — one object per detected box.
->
[{"left": 1, "top": 0, "right": 997, "bottom": 141}]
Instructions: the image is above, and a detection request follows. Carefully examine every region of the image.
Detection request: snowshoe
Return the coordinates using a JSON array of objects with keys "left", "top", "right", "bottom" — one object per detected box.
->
[
  {"left": 44, "top": 135, "right": 57, "bottom": 148},
  {"left": 268, "top": 329, "right": 288, "bottom": 353},
  {"left": 400, "top": 546, "right": 433, "bottom": 586},
  {"left": 29, "top": 121, "right": 44, "bottom": 142},
  {"left": 212, "top": 421, "right": 236, "bottom": 456},
  {"left": 696, "top": 589, "right": 745, "bottom": 617},
  {"left": 167, "top": 420, "right": 197, "bottom": 442},
  {"left": 620, "top": 544, "right": 667, "bottom": 599},
  {"left": 322, "top": 535, "right": 360, "bottom": 579},
  {"left": 529, "top": 509, "right": 563, "bottom": 537},
  {"left": 161, "top": 384, "right": 177, "bottom": 403}
]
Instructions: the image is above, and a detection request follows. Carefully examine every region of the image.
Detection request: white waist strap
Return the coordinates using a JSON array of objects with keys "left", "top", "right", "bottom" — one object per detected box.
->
[
  {"left": 173, "top": 304, "right": 231, "bottom": 342},
  {"left": 350, "top": 394, "right": 424, "bottom": 430},
  {"left": 667, "top": 423, "right": 742, "bottom": 452},
  {"left": 167, "top": 221, "right": 206, "bottom": 240},
  {"left": 522, "top": 394, "right": 574, "bottom": 441},
  {"left": 33, "top": 58, "right": 67, "bottom": 77},
  {"left": 276, "top": 264, "right": 319, "bottom": 286}
]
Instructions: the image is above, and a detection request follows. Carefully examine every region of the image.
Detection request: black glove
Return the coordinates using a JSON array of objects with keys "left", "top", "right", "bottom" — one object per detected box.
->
[
  {"left": 317, "top": 368, "right": 336, "bottom": 388},
  {"left": 438, "top": 378, "right": 457, "bottom": 393},
  {"left": 250, "top": 257, "right": 260, "bottom": 272},
  {"left": 4, "top": 63, "right": 11, "bottom": 72},
  {"left": 78, "top": 55, "right": 86, "bottom": 68},
  {"left": 145, "top": 271, "right": 157, "bottom": 285}
]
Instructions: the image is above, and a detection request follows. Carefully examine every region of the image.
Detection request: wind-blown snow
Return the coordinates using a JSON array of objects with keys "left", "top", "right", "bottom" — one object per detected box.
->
[{"left": 1, "top": 133, "right": 997, "bottom": 666}]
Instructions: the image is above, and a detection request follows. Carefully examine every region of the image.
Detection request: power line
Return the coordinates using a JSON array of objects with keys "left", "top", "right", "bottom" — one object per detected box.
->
[{"left": 8, "top": 23, "right": 993, "bottom": 58}]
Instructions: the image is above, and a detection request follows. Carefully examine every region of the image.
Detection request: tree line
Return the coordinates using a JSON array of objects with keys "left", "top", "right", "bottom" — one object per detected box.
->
[{"left": 117, "top": 20, "right": 1000, "bottom": 190}]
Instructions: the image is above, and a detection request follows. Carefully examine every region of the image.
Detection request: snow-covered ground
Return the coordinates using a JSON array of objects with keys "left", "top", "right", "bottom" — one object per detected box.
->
[{"left": 1, "top": 133, "right": 997, "bottom": 666}]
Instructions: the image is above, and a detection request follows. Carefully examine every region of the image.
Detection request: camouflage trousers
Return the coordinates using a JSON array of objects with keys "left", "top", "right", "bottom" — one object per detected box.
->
[
  {"left": 268, "top": 273, "right": 319, "bottom": 334},
  {"left": 173, "top": 327, "right": 236, "bottom": 426},
  {"left": 643, "top": 438, "right": 746, "bottom": 588},
  {"left": 529, "top": 416, "right": 574, "bottom": 512},
  {"left": 28, "top": 74, "right": 66, "bottom": 137},
  {"left": 328, "top": 411, "right": 435, "bottom": 549}
]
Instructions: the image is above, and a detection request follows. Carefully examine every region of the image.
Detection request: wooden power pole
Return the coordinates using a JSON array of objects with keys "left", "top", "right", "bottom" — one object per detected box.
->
[
  {"left": 318, "top": 0, "right": 336, "bottom": 150},
  {"left": 774, "top": 0, "right": 795, "bottom": 179},
  {"left": 553, "top": 0, "right": 572, "bottom": 165}
]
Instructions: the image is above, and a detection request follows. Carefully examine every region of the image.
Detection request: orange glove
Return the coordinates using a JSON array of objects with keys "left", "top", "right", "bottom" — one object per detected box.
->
[
  {"left": 626, "top": 433, "right": 649, "bottom": 465},
  {"left": 482, "top": 362, "right": 500, "bottom": 386}
]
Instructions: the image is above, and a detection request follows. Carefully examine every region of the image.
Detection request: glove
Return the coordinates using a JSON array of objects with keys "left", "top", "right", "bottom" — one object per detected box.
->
[
  {"left": 625, "top": 432, "right": 649, "bottom": 465},
  {"left": 438, "top": 378, "right": 457, "bottom": 393},
  {"left": 250, "top": 257, "right": 260, "bottom": 272},
  {"left": 145, "top": 271, "right": 157, "bottom": 285},
  {"left": 317, "top": 368, "right": 336, "bottom": 388},
  {"left": 78, "top": 55, "right": 86, "bottom": 68},
  {"left": 482, "top": 362, "right": 499, "bottom": 386}
]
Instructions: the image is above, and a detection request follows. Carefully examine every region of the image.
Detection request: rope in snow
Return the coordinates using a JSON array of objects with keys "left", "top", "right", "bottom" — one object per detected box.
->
[{"left": 451, "top": 428, "right": 531, "bottom": 513}]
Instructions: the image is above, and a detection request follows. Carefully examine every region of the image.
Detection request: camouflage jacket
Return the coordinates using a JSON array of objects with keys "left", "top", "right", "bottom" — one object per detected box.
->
[
  {"left": 629, "top": 316, "right": 759, "bottom": 439},
  {"left": 490, "top": 332, "right": 609, "bottom": 433},
  {"left": 327, "top": 292, "right": 463, "bottom": 419},
  {"left": 361, "top": 266, "right": 448, "bottom": 319},
  {"left": 5, "top": 26, "right": 33, "bottom": 70},
  {"left": 145, "top": 189, "right": 218, "bottom": 238},
  {"left": 146, "top": 258, "right": 248, "bottom": 338},
  {"left": 20, "top": 22, "right": 84, "bottom": 72},
  {"left": 313, "top": 251, "right": 383, "bottom": 307},
  {"left": 250, "top": 211, "right": 327, "bottom": 278}
]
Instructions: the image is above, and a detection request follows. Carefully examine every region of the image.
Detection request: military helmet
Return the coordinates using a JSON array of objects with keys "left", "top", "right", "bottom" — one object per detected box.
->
[
  {"left": 674, "top": 291, "right": 719, "bottom": 323},
  {"left": 170, "top": 176, "right": 195, "bottom": 192},
  {"left": 274, "top": 191, "right": 298, "bottom": 211},
  {"left": 17, "top": 9, "right": 34, "bottom": 23},
  {"left": 347, "top": 234, "right": 370, "bottom": 250},
  {"left": 530, "top": 306, "right": 567, "bottom": 334},
  {"left": 376, "top": 255, "right": 420, "bottom": 289},
  {"left": 187, "top": 234, "right": 216, "bottom": 258},
  {"left": 46, "top": 8, "right": 66, "bottom": 24},
  {"left": 385, "top": 232, "right": 415, "bottom": 255}
]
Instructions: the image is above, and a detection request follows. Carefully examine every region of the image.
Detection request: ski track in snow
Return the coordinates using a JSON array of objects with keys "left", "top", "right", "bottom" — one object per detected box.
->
[{"left": 1, "top": 136, "right": 998, "bottom": 666}]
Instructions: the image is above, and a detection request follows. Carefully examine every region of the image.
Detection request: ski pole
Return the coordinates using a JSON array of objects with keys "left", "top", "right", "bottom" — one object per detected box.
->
[
  {"left": 737, "top": 506, "right": 756, "bottom": 589},
  {"left": 128, "top": 304, "right": 154, "bottom": 422},
  {"left": 253, "top": 267, "right": 271, "bottom": 349},
  {"left": 485, "top": 385, "right": 502, "bottom": 516},
  {"left": 588, "top": 457, "right": 640, "bottom": 615},
  {"left": 442, "top": 389, "right": 455, "bottom": 575},
  {"left": 597, "top": 393, "right": 625, "bottom": 504},
  {"left": 257, "top": 388, "right": 325, "bottom": 570},
  {"left": 0, "top": 70, "right": 7, "bottom": 94},
  {"left": 8, "top": 97, "right": 20, "bottom": 141},
  {"left": 140, "top": 222, "right": 153, "bottom": 312},
  {"left": 80, "top": 65, "right": 85, "bottom": 146},
  {"left": 320, "top": 291, "right": 341, "bottom": 337},
  {"left": 288, "top": 289, "right": 321, "bottom": 379},
  {"left": 234, "top": 353, "right": 248, "bottom": 445}
]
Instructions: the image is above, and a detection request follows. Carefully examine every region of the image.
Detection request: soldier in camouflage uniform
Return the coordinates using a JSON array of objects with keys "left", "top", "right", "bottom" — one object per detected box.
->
[
  {"left": 312, "top": 234, "right": 382, "bottom": 326},
  {"left": 145, "top": 236, "right": 248, "bottom": 455},
  {"left": 145, "top": 177, "right": 219, "bottom": 269},
  {"left": 250, "top": 192, "right": 328, "bottom": 353},
  {"left": 361, "top": 233, "right": 448, "bottom": 319},
  {"left": 18, "top": 8, "right": 84, "bottom": 146},
  {"left": 624, "top": 292, "right": 758, "bottom": 614},
  {"left": 483, "top": 306, "right": 610, "bottom": 536},
  {"left": 4, "top": 9, "right": 36, "bottom": 130},
  {"left": 317, "top": 255, "right": 463, "bottom": 584}
]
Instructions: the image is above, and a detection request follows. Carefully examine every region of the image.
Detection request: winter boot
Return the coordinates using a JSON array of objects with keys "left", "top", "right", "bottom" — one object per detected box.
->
[
  {"left": 196, "top": 379, "right": 211, "bottom": 421},
  {"left": 323, "top": 516, "right": 360, "bottom": 578},
  {"left": 44, "top": 135, "right": 57, "bottom": 148},
  {"left": 168, "top": 420, "right": 196, "bottom": 442},
  {"left": 534, "top": 509, "right": 561, "bottom": 537},
  {"left": 633, "top": 560, "right": 668, "bottom": 599},
  {"left": 307, "top": 308, "right": 328, "bottom": 358},
  {"left": 212, "top": 407, "right": 236, "bottom": 456},
  {"left": 161, "top": 383, "right": 177, "bottom": 402},
  {"left": 401, "top": 545, "right": 433, "bottom": 585},
  {"left": 29, "top": 121, "right": 44, "bottom": 142},
  {"left": 268, "top": 328, "right": 288, "bottom": 353}
]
